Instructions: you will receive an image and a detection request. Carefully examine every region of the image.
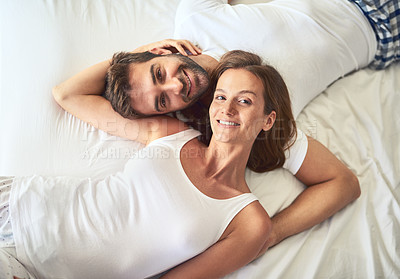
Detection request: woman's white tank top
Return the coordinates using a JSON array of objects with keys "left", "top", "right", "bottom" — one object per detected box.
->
[{"left": 10, "top": 129, "right": 258, "bottom": 279}]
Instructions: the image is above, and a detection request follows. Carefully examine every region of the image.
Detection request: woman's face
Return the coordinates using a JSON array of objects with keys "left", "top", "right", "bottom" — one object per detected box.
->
[{"left": 209, "top": 68, "right": 276, "bottom": 143}]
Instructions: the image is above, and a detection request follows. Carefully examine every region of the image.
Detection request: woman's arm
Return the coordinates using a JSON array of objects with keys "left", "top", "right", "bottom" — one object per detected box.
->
[
  {"left": 133, "top": 39, "right": 202, "bottom": 56},
  {"left": 265, "top": 136, "right": 361, "bottom": 248},
  {"left": 161, "top": 202, "right": 271, "bottom": 279}
]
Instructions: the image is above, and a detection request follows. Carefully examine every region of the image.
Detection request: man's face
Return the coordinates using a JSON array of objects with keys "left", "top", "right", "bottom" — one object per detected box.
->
[{"left": 128, "top": 54, "right": 210, "bottom": 115}]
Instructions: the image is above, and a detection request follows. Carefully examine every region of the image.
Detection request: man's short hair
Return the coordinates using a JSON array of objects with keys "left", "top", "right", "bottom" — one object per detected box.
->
[{"left": 104, "top": 51, "right": 160, "bottom": 119}]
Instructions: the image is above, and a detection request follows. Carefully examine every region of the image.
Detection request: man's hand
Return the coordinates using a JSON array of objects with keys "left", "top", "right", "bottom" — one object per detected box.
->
[{"left": 132, "top": 39, "right": 202, "bottom": 56}]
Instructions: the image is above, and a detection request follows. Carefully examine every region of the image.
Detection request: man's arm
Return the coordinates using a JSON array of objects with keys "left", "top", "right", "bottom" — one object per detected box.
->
[
  {"left": 52, "top": 60, "right": 157, "bottom": 144},
  {"left": 52, "top": 40, "right": 201, "bottom": 144},
  {"left": 161, "top": 202, "right": 271, "bottom": 279},
  {"left": 265, "top": 136, "right": 361, "bottom": 248}
]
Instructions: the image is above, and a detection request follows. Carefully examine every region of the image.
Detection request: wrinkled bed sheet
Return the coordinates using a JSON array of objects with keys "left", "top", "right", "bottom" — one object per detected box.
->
[{"left": 1, "top": 0, "right": 399, "bottom": 278}]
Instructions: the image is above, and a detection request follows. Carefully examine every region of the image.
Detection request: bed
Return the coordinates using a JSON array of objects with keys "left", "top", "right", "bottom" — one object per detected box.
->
[{"left": 1, "top": 0, "right": 399, "bottom": 278}]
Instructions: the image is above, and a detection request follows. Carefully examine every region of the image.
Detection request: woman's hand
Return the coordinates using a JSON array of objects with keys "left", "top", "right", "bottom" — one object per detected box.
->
[{"left": 132, "top": 39, "right": 202, "bottom": 56}]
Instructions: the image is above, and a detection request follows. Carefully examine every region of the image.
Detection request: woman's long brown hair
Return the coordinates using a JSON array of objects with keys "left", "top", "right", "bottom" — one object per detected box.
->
[{"left": 187, "top": 50, "right": 297, "bottom": 172}]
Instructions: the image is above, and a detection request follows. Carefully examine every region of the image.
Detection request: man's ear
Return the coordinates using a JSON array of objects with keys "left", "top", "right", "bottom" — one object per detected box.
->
[
  {"left": 149, "top": 47, "right": 173, "bottom": 55},
  {"left": 262, "top": 111, "right": 276, "bottom": 131}
]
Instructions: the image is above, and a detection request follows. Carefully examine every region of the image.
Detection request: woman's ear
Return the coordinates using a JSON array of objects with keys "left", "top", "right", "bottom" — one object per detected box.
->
[{"left": 262, "top": 111, "right": 276, "bottom": 131}]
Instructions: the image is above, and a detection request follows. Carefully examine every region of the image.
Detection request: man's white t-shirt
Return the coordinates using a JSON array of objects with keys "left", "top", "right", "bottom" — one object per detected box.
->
[
  {"left": 283, "top": 128, "right": 308, "bottom": 175},
  {"left": 174, "top": 0, "right": 376, "bottom": 117}
]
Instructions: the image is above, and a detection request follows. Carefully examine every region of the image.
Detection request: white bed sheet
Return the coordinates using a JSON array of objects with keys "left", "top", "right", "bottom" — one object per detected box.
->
[
  {"left": 1, "top": 0, "right": 399, "bottom": 278},
  {"left": 240, "top": 63, "right": 400, "bottom": 279}
]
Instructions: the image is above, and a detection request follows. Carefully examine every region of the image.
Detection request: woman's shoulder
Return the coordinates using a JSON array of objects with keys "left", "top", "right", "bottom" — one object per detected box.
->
[
  {"left": 230, "top": 200, "right": 271, "bottom": 237},
  {"left": 220, "top": 200, "right": 271, "bottom": 258}
]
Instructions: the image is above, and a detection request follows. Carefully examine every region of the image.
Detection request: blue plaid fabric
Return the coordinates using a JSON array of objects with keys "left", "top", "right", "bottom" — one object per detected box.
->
[{"left": 349, "top": 0, "right": 400, "bottom": 69}]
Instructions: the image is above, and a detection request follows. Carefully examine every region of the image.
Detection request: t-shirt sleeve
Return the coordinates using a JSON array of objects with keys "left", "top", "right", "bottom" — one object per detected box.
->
[
  {"left": 175, "top": 0, "right": 228, "bottom": 24},
  {"left": 282, "top": 128, "right": 308, "bottom": 175},
  {"left": 174, "top": 0, "right": 230, "bottom": 61},
  {"left": 176, "top": 0, "right": 227, "bottom": 14}
]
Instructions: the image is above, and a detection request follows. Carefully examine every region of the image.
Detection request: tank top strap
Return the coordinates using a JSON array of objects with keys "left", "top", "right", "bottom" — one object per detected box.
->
[
  {"left": 229, "top": 193, "right": 259, "bottom": 209},
  {"left": 213, "top": 192, "right": 259, "bottom": 240}
]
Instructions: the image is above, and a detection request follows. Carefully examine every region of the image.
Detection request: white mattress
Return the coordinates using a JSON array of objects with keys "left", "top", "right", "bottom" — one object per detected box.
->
[{"left": 1, "top": 0, "right": 399, "bottom": 278}]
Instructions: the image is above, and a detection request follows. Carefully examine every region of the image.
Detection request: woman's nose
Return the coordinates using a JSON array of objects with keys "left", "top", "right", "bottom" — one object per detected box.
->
[{"left": 222, "top": 101, "right": 236, "bottom": 115}]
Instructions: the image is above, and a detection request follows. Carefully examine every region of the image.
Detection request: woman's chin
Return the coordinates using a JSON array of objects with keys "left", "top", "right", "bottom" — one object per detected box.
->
[{"left": 213, "top": 131, "right": 240, "bottom": 143}]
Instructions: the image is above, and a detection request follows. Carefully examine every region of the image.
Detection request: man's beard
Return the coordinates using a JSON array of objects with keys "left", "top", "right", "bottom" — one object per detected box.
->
[{"left": 171, "top": 53, "right": 210, "bottom": 103}]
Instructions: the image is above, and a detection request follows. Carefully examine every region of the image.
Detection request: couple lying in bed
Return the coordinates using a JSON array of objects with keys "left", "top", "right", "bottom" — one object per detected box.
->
[
  {"left": 1, "top": 45, "right": 360, "bottom": 279},
  {"left": 2, "top": 0, "right": 399, "bottom": 277}
]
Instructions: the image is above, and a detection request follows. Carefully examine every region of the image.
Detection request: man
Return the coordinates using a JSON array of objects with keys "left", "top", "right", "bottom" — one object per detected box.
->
[
  {"left": 103, "top": 44, "right": 215, "bottom": 119},
  {"left": 104, "top": 0, "right": 399, "bottom": 119}
]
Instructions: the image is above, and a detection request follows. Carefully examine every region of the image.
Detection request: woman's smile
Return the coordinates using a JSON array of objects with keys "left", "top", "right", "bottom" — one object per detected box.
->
[{"left": 217, "top": 120, "right": 240, "bottom": 127}]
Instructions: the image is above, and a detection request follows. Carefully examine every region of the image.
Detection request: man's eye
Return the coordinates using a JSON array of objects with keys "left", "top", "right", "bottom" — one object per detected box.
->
[
  {"left": 157, "top": 69, "right": 162, "bottom": 80},
  {"left": 160, "top": 94, "right": 166, "bottom": 108}
]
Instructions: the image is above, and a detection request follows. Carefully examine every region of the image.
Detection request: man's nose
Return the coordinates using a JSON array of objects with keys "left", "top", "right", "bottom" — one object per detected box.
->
[{"left": 163, "top": 77, "right": 183, "bottom": 96}]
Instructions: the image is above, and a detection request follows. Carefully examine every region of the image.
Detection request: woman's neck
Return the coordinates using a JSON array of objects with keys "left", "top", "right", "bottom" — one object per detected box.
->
[{"left": 202, "top": 139, "right": 252, "bottom": 190}]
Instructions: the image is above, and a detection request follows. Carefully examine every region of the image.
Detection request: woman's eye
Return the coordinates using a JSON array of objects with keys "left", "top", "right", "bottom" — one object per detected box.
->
[
  {"left": 239, "top": 99, "right": 251, "bottom": 104},
  {"left": 215, "top": 95, "right": 225, "bottom": 100}
]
